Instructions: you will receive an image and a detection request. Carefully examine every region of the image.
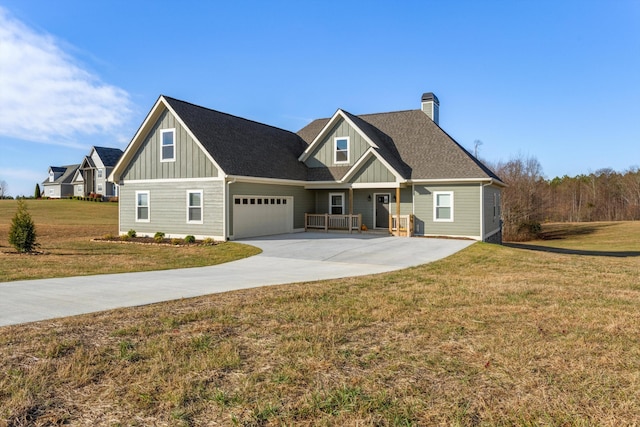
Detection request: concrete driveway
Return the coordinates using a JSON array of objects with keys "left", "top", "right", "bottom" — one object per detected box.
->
[{"left": 0, "top": 233, "right": 473, "bottom": 327}]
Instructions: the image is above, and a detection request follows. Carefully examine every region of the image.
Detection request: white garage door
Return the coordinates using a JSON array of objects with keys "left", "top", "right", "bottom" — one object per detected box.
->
[{"left": 233, "top": 196, "right": 294, "bottom": 239}]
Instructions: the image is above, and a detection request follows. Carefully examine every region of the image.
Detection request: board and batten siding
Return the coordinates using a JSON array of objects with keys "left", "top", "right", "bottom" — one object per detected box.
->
[
  {"left": 119, "top": 180, "right": 224, "bottom": 239},
  {"left": 305, "top": 118, "right": 371, "bottom": 168},
  {"left": 228, "top": 182, "right": 314, "bottom": 233},
  {"left": 350, "top": 157, "right": 396, "bottom": 183},
  {"left": 413, "top": 184, "right": 481, "bottom": 239},
  {"left": 483, "top": 184, "right": 502, "bottom": 238},
  {"left": 121, "top": 109, "right": 219, "bottom": 181}
]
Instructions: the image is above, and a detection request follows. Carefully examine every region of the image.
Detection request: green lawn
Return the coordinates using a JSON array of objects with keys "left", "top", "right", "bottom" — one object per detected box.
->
[{"left": 0, "top": 199, "right": 260, "bottom": 281}]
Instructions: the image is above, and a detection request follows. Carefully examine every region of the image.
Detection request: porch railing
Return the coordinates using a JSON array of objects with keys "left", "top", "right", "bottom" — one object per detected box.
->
[
  {"left": 389, "top": 214, "right": 414, "bottom": 237},
  {"left": 305, "top": 213, "right": 362, "bottom": 233}
]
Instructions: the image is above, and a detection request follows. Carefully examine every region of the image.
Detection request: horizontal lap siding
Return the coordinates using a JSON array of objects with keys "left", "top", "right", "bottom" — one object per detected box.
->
[
  {"left": 228, "top": 182, "right": 313, "bottom": 232},
  {"left": 414, "top": 184, "right": 481, "bottom": 238},
  {"left": 119, "top": 181, "right": 224, "bottom": 238}
]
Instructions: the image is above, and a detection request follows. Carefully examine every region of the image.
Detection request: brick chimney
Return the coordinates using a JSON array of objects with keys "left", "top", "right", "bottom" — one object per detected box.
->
[{"left": 421, "top": 92, "right": 439, "bottom": 125}]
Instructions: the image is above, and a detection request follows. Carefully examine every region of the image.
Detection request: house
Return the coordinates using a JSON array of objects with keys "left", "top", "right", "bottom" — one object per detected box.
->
[
  {"left": 42, "top": 164, "right": 80, "bottom": 198},
  {"left": 110, "top": 93, "right": 505, "bottom": 242},
  {"left": 71, "top": 146, "right": 124, "bottom": 198}
]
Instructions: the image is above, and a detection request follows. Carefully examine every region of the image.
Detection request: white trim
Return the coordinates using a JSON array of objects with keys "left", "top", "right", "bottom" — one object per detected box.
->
[
  {"left": 186, "top": 189, "right": 204, "bottom": 224},
  {"left": 123, "top": 177, "right": 224, "bottom": 184},
  {"left": 160, "top": 128, "right": 176, "bottom": 162},
  {"left": 225, "top": 175, "right": 308, "bottom": 186},
  {"left": 329, "top": 192, "right": 345, "bottom": 215},
  {"left": 410, "top": 177, "right": 507, "bottom": 187},
  {"left": 135, "top": 190, "right": 150, "bottom": 222},
  {"left": 333, "top": 136, "right": 350, "bottom": 165},
  {"left": 373, "top": 192, "right": 391, "bottom": 229},
  {"left": 433, "top": 191, "right": 454, "bottom": 222}
]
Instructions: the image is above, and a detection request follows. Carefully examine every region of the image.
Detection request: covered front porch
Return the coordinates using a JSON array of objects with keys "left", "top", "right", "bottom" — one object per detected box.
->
[{"left": 303, "top": 186, "right": 414, "bottom": 237}]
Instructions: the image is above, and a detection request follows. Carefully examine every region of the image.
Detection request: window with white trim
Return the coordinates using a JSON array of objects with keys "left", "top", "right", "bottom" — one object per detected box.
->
[
  {"left": 329, "top": 193, "right": 344, "bottom": 215},
  {"left": 187, "top": 190, "right": 203, "bottom": 223},
  {"left": 434, "top": 191, "right": 453, "bottom": 222},
  {"left": 334, "top": 137, "right": 349, "bottom": 164},
  {"left": 97, "top": 169, "right": 103, "bottom": 178},
  {"left": 136, "top": 191, "right": 150, "bottom": 222},
  {"left": 160, "top": 128, "right": 176, "bottom": 162},
  {"left": 97, "top": 183, "right": 103, "bottom": 193}
]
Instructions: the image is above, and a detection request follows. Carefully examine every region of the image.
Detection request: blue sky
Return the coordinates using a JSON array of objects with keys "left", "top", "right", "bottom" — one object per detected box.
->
[{"left": 1, "top": 0, "right": 639, "bottom": 196}]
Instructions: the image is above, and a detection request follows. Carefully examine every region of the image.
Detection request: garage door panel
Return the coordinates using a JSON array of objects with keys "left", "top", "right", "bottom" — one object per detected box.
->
[{"left": 233, "top": 196, "right": 293, "bottom": 239}]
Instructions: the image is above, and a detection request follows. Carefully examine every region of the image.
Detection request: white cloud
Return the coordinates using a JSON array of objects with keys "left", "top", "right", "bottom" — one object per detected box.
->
[{"left": 0, "top": 7, "right": 132, "bottom": 147}]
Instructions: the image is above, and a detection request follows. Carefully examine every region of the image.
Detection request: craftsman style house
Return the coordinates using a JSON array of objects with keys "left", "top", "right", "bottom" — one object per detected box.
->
[
  {"left": 71, "top": 146, "right": 124, "bottom": 198},
  {"left": 42, "top": 164, "right": 80, "bottom": 198},
  {"left": 110, "top": 93, "right": 504, "bottom": 242}
]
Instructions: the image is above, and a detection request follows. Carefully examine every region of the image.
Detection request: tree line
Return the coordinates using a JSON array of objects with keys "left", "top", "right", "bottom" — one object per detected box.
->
[{"left": 492, "top": 156, "right": 640, "bottom": 241}]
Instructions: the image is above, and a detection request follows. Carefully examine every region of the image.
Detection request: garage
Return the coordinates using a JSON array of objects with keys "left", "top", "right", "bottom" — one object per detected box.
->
[{"left": 232, "top": 195, "right": 294, "bottom": 239}]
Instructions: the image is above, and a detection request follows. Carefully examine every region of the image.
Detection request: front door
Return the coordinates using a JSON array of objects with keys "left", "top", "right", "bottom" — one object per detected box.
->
[{"left": 375, "top": 194, "right": 390, "bottom": 228}]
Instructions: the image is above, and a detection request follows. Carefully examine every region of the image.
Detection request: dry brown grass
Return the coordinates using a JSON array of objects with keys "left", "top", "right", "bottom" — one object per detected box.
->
[
  {"left": 0, "top": 199, "right": 259, "bottom": 281},
  {"left": 1, "top": 221, "right": 640, "bottom": 426}
]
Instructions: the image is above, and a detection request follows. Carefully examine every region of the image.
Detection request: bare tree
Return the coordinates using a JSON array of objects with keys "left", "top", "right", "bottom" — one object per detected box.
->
[{"left": 0, "top": 180, "right": 7, "bottom": 198}]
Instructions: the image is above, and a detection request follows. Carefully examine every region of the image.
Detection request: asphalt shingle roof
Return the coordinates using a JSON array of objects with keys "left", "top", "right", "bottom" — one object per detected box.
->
[
  {"left": 43, "top": 164, "right": 80, "bottom": 185},
  {"left": 164, "top": 96, "right": 309, "bottom": 180},
  {"left": 298, "top": 109, "right": 503, "bottom": 183},
  {"left": 94, "top": 147, "right": 124, "bottom": 167}
]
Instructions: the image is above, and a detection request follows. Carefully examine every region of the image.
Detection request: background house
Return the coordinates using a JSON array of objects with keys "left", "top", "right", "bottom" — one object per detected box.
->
[
  {"left": 110, "top": 93, "right": 504, "bottom": 242},
  {"left": 42, "top": 165, "right": 79, "bottom": 198},
  {"left": 71, "top": 146, "right": 124, "bottom": 198}
]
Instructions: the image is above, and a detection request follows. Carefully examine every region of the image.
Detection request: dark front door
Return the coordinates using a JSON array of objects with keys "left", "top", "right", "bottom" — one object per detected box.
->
[{"left": 375, "top": 194, "right": 390, "bottom": 228}]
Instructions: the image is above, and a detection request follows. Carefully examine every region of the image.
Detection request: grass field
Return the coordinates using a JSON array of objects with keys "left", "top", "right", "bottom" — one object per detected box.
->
[
  {"left": 1, "top": 207, "right": 639, "bottom": 425},
  {"left": 0, "top": 199, "right": 260, "bottom": 282}
]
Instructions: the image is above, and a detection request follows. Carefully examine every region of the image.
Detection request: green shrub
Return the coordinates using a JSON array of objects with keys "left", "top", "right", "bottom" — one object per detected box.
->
[
  {"left": 154, "top": 232, "right": 165, "bottom": 243},
  {"left": 202, "top": 237, "right": 215, "bottom": 246},
  {"left": 184, "top": 235, "right": 196, "bottom": 244},
  {"left": 8, "top": 200, "right": 38, "bottom": 253},
  {"left": 127, "top": 229, "right": 137, "bottom": 238},
  {"left": 171, "top": 238, "right": 180, "bottom": 245}
]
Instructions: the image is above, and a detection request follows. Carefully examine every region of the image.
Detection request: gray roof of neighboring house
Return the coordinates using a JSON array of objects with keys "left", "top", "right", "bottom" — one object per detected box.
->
[
  {"left": 298, "top": 109, "right": 503, "bottom": 183},
  {"left": 163, "top": 96, "right": 309, "bottom": 180},
  {"left": 43, "top": 164, "right": 80, "bottom": 185},
  {"left": 94, "top": 146, "right": 124, "bottom": 167}
]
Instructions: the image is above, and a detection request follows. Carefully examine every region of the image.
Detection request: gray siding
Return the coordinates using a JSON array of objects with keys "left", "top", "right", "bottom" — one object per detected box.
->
[
  {"left": 413, "top": 184, "right": 481, "bottom": 238},
  {"left": 122, "top": 109, "right": 219, "bottom": 181},
  {"left": 228, "top": 182, "right": 314, "bottom": 233},
  {"left": 305, "top": 118, "right": 371, "bottom": 168},
  {"left": 483, "top": 185, "right": 502, "bottom": 237},
  {"left": 119, "top": 180, "right": 224, "bottom": 239},
  {"left": 350, "top": 157, "right": 396, "bottom": 183}
]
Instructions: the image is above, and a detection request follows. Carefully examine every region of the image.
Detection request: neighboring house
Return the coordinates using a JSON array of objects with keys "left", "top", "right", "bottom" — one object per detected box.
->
[
  {"left": 42, "top": 165, "right": 80, "bottom": 198},
  {"left": 71, "top": 146, "right": 124, "bottom": 198},
  {"left": 110, "top": 93, "right": 505, "bottom": 242}
]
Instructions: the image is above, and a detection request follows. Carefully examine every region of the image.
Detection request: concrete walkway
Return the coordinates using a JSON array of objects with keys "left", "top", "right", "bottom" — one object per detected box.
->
[{"left": 0, "top": 233, "right": 473, "bottom": 327}]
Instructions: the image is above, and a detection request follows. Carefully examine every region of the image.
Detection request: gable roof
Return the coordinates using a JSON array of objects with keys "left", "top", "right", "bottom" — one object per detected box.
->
[
  {"left": 43, "top": 164, "right": 79, "bottom": 185},
  {"left": 162, "top": 96, "right": 309, "bottom": 181},
  {"left": 93, "top": 146, "right": 124, "bottom": 167},
  {"left": 297, "top": 109, "right": 503, "bottom": 184}
]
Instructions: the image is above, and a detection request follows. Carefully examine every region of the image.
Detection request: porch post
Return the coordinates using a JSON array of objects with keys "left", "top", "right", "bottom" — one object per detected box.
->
[
  {"left": 349, "top": 187, "right": 353, "bottom": 215},
  {"left": 395, "top": 187, "right": 401, "bottom": 236}
]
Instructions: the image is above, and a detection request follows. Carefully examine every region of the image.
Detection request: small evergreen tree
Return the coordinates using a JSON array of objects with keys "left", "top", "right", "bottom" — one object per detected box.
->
[
  {"left": 8, "top": 200, "right": 38, "bottom": 253},
  {"left": 34, "top": 183, "right": 41, "bottom": 199}
]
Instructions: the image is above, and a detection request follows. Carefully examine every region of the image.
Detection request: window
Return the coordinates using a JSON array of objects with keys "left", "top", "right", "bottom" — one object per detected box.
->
[
  {"left": 160, "top": 129, "right": 175, "bottom": 162},
  {"left": 434, "top": 191, "right": 453, "bottom": 222},
  {"left": 334, "top": 137, "right": 349, "bottom": 164},
  {"left": 187, "top": 190, "right": 203, "bottom": 223},
  {"left": 97, "top": 184, "right": 103, "bottom": 193},
  {"left": 329, "top": 193, "right": 344, "bottom": 215},
  {"left": 97, "top": 169, "right": 103, "bottom": 178},
  {"left": 136, "top": 191, "right": 150, "bottom": 222}
]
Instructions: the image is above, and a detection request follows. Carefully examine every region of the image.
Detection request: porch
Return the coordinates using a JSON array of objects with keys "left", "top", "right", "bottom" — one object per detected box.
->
[{"left": 304, "top": 213, "right": 414, "bottom": 237}]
